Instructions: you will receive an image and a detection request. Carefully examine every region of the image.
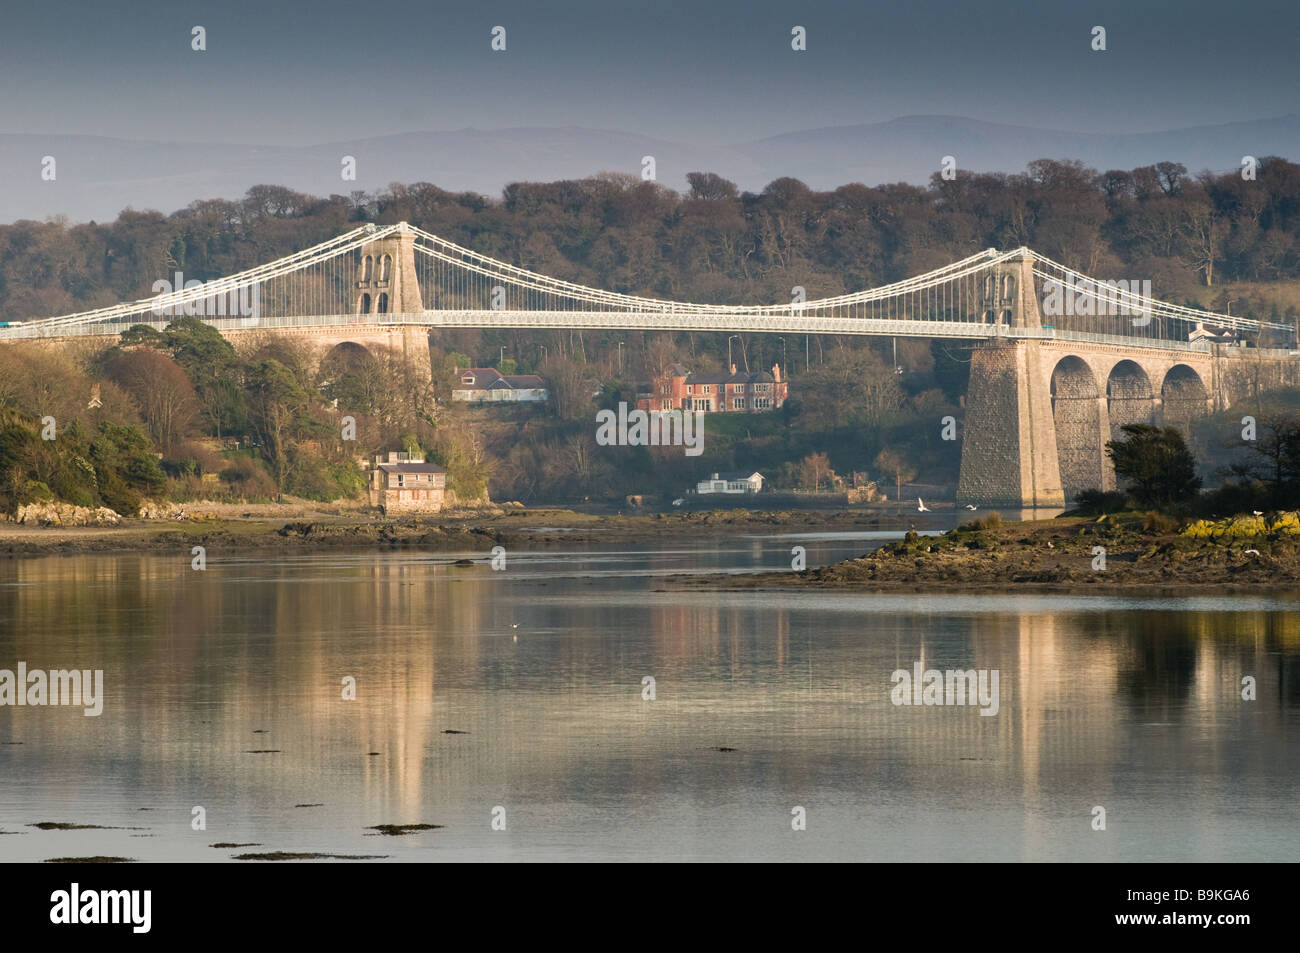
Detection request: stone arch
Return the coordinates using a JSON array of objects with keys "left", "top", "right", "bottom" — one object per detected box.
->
[
  {"left": 361, "top": 255, "right": 373, "bottom": 281},
  {"left": 1161, "top": 364, "right": 1209, "bottom": 434},
  {"left": 999, "top": 308, "right": 1013, "bottom": 325},
  {"left": 318, "top": 341, "right": 380, "bottom": 391},
  {"left": 1001, "top": 274, "right": 1014, "bottom": 300},
  {"left": 380, "top": 254, "right": 392, "bottom": 281},
  {"left": 359, "top": 292, "right": 371, "bottom": 315},
  {"left": 377, "top": 292, "right": 390, "bottom": 314},
  {"left": 1051, "top": 355, "right": 1105, "bottom": 498},
  {"left": 1106, "top": 359, "right": 1155, "bottom": 441}
]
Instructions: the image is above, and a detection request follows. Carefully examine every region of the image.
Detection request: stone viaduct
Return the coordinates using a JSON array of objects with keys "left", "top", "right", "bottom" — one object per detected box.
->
[{"left": 956, "top": 254, "right": 1300, "bottom": 507}]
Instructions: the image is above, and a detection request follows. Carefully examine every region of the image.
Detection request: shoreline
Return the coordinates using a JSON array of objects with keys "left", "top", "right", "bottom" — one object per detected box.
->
[
  {"left": 7, "top": 506, "right": 1299, "bottom": 600},
  {"left": 0, "top": 506, "right": 911, "bottom": 559},
  {"left": 666, "top": 515, "right": 1300, "bottom": 597}
]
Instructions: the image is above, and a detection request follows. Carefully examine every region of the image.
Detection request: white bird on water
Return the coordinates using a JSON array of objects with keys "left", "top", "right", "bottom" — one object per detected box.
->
[
  {"left": 964, "top": 504, "right": 978, "bottom": 511},
  {"left": 917, "top": 498, "right": 931, "bottom": 513},
  {"left": 1253, "top": 511, "right": 1264, "bottom": 517},
  {"left": 1245, "top": 549, "right": 1261, "bottom": 557}
]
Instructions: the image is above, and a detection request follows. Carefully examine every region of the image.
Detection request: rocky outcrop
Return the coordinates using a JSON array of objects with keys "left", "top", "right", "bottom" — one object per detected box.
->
[{"left": 15, "top": 502, "right": 120, "bottom": 526}]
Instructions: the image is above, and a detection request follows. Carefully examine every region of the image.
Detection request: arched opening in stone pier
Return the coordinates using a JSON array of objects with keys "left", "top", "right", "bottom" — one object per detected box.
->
[
  {"left": 1161, "top": 364, "right": 1209, "bottom": 434},
  {"left": 318, "top": 341, "right": 381, "bottom": 406},
  {"left": 1106, "top": 359, "right": 1156, "bottom": 441},
  {"left": 1050, "top": 355, "right": 1105, "bottom": 499}
]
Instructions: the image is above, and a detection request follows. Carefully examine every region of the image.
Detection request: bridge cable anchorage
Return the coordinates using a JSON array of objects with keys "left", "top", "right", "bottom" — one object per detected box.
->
[{"left": 4, "top": 226, "right": 1284, "bottom": 350}]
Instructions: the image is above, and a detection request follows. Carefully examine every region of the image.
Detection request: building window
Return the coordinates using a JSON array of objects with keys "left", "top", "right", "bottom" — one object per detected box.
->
[
  {"left": 754, "top": 397, "right": 771, "bottom": 409},
  {"left": 702, "top": 385, "right": 711, "bottom": 394},
  {"left": 377, "top": 293, "right": 389, "bottom": 314},
  {"left": 381, "top": 254, "right": 393, "bottom": 282},
  {"left": 686, "top": 385, "right": 693, "bottom": 394},
  {"left": 732, "top": 398, "right": 745, "bottom": 409},
  {"left": 360, "top": 293, "right": 371, "bottom": 314},
  {"left": 362, "top": 256, "right": 373, "bottom": 281}
]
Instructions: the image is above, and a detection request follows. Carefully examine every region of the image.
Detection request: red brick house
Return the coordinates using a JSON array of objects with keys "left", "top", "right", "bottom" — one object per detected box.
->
[{"left": 637, "top": 363, "right": 788, "bottom": 414}]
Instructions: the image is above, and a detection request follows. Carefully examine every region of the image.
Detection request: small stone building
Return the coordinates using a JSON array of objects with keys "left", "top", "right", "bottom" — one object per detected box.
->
[{"left": 367, "top": 451, "right": 446, "bottom": 514}]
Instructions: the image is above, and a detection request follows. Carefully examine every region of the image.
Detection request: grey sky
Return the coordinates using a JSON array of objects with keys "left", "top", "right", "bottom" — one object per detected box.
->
[{"left": 2, "top": 0, "right": 1296, "bottom": 146}]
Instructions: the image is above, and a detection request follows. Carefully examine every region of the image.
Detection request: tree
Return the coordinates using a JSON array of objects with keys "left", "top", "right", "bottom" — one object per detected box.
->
[
  {"left": 686, "top": 172, "right": 738, "bottom": 202},
  {"left": 540, "top": 355, "right": 596, "bottom": 420},
  {"left": 103, "top": 348, "right": 200, "bottom": 454},
  {"left": 245, "top": 359, "right": 312, "bottom": 495},
  {"left": 1237, "top": 415, "right": 1300, "bottom": 507},
  {"left": 1106, "top": 424, "right": 1201, "bottom": 507},
  {"left": 799, "top": 451, "right": 834, "bottom": 490},
  {"left": 873, "top": 447, "right": 917, "bottom": 503}
]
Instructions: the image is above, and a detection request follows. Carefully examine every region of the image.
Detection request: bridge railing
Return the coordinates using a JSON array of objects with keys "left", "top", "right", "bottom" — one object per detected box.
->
[{"left": 6, "top": 311, "right": 1293, "bottom": 355}]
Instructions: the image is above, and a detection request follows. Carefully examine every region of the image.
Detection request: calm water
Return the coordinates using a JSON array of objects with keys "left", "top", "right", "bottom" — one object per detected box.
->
[{"left": 1, "top": 532, "right": 1297, "bottom": 862}]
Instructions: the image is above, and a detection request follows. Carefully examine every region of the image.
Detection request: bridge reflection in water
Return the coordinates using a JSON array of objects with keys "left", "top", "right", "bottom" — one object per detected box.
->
[{"left": 1, "top": 545, "right": 1297, "bottom": 862}]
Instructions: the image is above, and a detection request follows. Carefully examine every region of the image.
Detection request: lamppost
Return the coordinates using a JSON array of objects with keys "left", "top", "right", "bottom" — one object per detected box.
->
[
  {"left": 728, "top": 334, "right": 740, "bottom": 370},
  {"left": 774, "top": 337, "right": 787, "bottom": 371},
  {"left": 538, "top": 344, "right": 547, "bottom": 364},
  {"left": 499, "top": 345, "right": 506, "bottom": 366},
  {"left": 618, "top": 341, "right": 624, "bottom": 375}
]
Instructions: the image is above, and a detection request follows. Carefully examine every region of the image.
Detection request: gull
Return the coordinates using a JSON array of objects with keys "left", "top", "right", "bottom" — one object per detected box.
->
[
  {"left": 1252, "top": 511, "right": 1264, "bottom": 517},
  {"left": 964, "top": 504, "right": 978, "bottom": 511},
  {"left": 1244, "top": 549, "right": 1261, "bottom": 557},
  {"left": 672, "top": 498, "right": 686, "bottom": 507},
  {"left": 916, "top": 498, "right": 931, "bottom": 512},
  {"left": 511, "top": 623, "right": 519, "bottom": 629},
  {"left": 1046, "top": 540, "right": 1054, "bottom": 549}
]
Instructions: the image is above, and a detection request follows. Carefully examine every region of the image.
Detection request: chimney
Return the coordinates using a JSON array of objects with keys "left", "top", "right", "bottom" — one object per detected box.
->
[
  {"left": 730, "top": 363, "right": 737, "bottom": 375},
  {"left": 772, "top": 363, "right": 781, "bottom": 382}
]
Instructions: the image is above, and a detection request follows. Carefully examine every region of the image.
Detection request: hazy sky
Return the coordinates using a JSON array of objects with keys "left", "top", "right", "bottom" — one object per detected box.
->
[{"left": 2, "top": 0, "right": 1297, "bottom": 145}]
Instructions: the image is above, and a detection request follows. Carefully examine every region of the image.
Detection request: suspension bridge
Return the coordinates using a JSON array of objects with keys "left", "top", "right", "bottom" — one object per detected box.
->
[{"left": 3, "top": 222, "right": 1298, "bottom": 506}]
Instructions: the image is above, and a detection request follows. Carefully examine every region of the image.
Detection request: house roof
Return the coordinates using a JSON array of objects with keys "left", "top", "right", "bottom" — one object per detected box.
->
[
  {"left": 378, "top": 463, "right": 445, "bottom": 474},
  {"left": 707, "top": 471, "right": 763, "bottom": 481},
  {"left": 502, "top": 375, "right": 545, "bottom": 388},
  {"left": 458, "top": 368, "right": 546, "bottom": 390}
]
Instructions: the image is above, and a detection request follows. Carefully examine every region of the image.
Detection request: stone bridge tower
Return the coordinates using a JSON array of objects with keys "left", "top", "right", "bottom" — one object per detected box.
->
[
  {"left": 355, "top": 224, "right": 424, "bottom": 316},
  {"left": 957, "top": 252, "right": 1067, "bottom": 507}
]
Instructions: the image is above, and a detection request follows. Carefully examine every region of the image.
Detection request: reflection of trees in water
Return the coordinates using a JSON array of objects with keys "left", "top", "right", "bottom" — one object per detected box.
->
[
  {"left": 1113, "top": 612, "right": 1205, "bottom": 712},
  {"left": 1112, "top": 609, "right": 1300, "bottom": 715}
]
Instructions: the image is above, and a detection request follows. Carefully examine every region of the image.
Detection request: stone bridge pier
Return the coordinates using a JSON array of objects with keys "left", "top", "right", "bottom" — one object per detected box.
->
[
  {"left": 955, "top": 260, "right": 1300, "bottom": 506},
  {"left": 221, "top": 324, "right": 433, "bottom": 383}
]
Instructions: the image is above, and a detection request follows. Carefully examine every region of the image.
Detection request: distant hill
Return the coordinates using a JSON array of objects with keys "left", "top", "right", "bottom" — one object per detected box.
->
[{"left": 4, "top": 114, "right": 1298, "bottom": 224}]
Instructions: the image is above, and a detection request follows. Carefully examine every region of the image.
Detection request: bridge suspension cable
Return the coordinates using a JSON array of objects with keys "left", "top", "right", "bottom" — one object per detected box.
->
[{"left": 3, "top": 222, "right": 1285, "bottom": 351}]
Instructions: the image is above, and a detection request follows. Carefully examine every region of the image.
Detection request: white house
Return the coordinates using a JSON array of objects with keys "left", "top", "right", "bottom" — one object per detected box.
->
[
  {"left": 452, "top": 367, "right": 549, "bottom": 403},
  {"left": 696, "top": 471, "right": 764, "bottom": 495}
]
